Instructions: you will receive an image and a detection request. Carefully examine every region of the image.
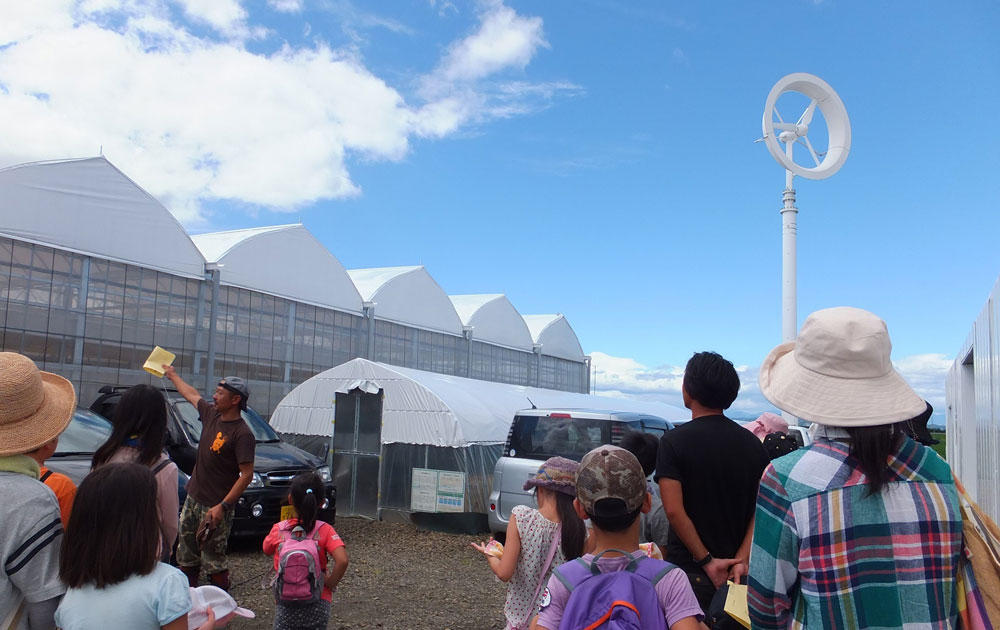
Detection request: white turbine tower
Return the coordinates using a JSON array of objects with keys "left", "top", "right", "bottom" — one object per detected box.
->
[{"left": 761, "top": 73, "right": 851, "bottom": 344}]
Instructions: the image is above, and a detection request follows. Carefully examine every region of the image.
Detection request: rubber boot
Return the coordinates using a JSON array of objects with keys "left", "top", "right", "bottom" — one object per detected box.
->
[
  {"left": 180, "top": 565, "right": 200, "bottom": 588},
  {"left": 208, "top": 570, "right": 230, "bottom": 592}
]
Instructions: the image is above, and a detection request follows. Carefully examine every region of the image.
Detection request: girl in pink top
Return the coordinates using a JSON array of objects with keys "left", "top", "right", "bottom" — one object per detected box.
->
[
  {"left": 92, "top": 384, "right": 178, "bottom": 560},
  {"left": 263, "top": 472, "right": 349, "bottom": 630}
]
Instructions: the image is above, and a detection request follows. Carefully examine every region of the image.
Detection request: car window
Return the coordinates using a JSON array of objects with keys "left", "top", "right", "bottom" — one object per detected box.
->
[
  {"left": 173, "top": 401, "right": 280, "bottom": 443},
  {"left": 55, "top": 409, "right": 112, "bottom": 454},
  {"left": 506, "top": 415, "right": 610, "bottom": 461}
]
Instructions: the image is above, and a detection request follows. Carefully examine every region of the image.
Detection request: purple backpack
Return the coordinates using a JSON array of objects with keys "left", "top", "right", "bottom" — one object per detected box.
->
[
  {"left": 274, "top": 523, "right": 323, "bottom": 606},
  {"left": 552, "top": 549, "right": 674, "bottom": 630}
]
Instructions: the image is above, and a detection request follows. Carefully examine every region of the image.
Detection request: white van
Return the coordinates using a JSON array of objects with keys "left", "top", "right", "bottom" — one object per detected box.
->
[{"left": 487, "top": 408, "right": 673, "bottom": 536}]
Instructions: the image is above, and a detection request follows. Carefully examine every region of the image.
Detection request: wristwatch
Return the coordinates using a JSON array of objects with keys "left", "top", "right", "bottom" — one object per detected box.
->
[
  {"left": 695, "top": 552, "right": 713, "bottom": 567},
  {"left": 221, "top": 501, "right": 234, "bottom": 513}
]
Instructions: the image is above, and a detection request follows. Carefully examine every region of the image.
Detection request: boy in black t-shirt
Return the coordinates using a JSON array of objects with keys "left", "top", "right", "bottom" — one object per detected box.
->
[{"left": 654, "top": 351, "right": 769, "bottom": 613}]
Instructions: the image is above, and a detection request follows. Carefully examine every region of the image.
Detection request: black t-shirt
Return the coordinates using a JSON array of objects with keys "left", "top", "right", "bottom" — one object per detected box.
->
[
  {"left": 655, "top": 415, "right": 769, "bottom": 568},
  {"left": 186, "top": 398, "right": 256, "bottom": 506}
]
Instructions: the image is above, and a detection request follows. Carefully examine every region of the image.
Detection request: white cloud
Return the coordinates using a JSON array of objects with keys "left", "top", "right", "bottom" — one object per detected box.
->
[
  {"left": 0, "top": 1, "right": 571, "bottom": 223},
  {"left": 590, "top": 350, "right": 953, "bottom": 425},
  {"left": 434, "top": 4, "right": 546, "bottom": 82},
  {"left": 268, "top": 0, "right": 303, "bottom": 13}
]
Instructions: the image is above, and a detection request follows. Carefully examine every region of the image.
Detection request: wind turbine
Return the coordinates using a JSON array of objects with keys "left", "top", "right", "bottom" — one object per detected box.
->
[{"left": 760, "top": 73, "right": 851, "bottom": 344}]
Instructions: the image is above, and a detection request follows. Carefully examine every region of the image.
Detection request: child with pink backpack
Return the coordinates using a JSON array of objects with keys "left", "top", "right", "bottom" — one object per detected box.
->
[{"left": 263, "top": 472, "right": 349, "bottom": 630}]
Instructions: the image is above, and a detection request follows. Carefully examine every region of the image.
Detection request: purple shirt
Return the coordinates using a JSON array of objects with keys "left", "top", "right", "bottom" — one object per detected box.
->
[{"left": 535, "top": 550, "right": 704, "bottom": 629}]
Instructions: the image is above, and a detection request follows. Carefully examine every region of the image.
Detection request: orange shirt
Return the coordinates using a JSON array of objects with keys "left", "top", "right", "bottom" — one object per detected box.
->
[
  {"left": 39, "top": 466, "right": 77, "bottom": 527},
  {"left": 263, "top": 518, "right": 345, "bottom": 602}
]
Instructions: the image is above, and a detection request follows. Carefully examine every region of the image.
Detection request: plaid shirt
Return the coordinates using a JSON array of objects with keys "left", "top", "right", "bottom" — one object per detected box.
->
[{"left": 748, "top": 433, "right": 962, "bottom": 630}]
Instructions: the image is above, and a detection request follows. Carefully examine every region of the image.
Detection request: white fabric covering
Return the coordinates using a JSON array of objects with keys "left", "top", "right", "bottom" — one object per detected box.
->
[
  {"left": 270, "top": 358, "right": 688, "bottom": 447},
  {"left": 192, "top": 224, "right": 363, "bottom": 313},
  {"left": 522, "top": 314, "right": 586, "bottom": 361},
  {"left": 348, "top": 266, "right": 464, "bottom": 335},
  {"left": 0, "top": 156, "right": 205, "bottom": 277},
  {"left": 449, "top": 294, "right": 534, "bottom": 351}
]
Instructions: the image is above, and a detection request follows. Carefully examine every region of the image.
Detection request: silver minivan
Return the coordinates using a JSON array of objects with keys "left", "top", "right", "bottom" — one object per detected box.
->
[{"left": 487, "top": 408, "right": 673, "bottom": 536}]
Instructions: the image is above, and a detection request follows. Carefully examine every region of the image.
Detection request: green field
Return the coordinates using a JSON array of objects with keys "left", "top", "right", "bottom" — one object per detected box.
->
[{"left": 930, "top": 432, "right": 946, "bottom": 460}]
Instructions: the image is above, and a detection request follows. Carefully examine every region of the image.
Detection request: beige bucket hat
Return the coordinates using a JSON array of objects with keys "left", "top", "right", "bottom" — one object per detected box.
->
[
  {"left": 0, "top": 352, "right": 76, "bottom": 456},
  {"left": 759, "top": 307, "right": 925, "bottom": 427}
]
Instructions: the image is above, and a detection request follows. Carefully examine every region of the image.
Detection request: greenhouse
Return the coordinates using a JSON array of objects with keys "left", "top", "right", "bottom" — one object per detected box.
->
[
  {"left": 0, "top": 156, "right": 592, "bottom": 415},
  {"left": 269, "top": 358, "right": 687, "bottom": 524}
]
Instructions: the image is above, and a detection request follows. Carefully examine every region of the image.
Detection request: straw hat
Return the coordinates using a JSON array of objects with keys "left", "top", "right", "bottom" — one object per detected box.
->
[
  {"left": 759, "top": 307, "right": 925, "bottom": 427},
  {"left": 0, "top": 353, "right": 76, "bottom": 456}
]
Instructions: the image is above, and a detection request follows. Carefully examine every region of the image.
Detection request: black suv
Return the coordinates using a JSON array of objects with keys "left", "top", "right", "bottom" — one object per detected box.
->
[{"left": 90, "top": 386, "right": 335, "bottom": 536}]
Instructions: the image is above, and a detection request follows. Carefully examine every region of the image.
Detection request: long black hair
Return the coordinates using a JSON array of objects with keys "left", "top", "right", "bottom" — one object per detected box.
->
[
  {"left": 92, "top": 384, "right": 167, "bottom": 468},
  {"left": 289, "top": 472, "right": 325, "bottom": 533},
  {"left": 537, "top": 487, "right": 585, "bottom": 561},
  {"left": 847, "top": 424, "right": 903, "bottom": 497},
  {"left": 61, "top": 463, "right": 161, "bottom": 588}
]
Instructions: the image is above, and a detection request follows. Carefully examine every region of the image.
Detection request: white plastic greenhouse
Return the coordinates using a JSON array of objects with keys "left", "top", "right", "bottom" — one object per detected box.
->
[{"left": 270, "top": 358, "right": 687, "bottom": 526}]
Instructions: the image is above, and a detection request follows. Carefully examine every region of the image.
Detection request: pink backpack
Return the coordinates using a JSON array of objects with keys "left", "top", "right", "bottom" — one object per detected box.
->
[{"left": 274, "top": 522, "right": 324, "bottom": 606}]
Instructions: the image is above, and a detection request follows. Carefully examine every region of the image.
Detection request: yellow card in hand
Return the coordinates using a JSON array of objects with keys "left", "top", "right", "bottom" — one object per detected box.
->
[
  {"left": 143, "top": 346, "right": 176, "bottom": 377},
  {"left": 724, "top": 581, "right": 751, "bottom": 629}
]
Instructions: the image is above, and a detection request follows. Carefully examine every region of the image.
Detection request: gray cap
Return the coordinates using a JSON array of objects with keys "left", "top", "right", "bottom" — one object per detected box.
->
[
  {"left": 576, "top": 445, "right": 646, "bottom": 517},
  {"left": 219, "top": 376, "right": 249, "bottom": 410}
]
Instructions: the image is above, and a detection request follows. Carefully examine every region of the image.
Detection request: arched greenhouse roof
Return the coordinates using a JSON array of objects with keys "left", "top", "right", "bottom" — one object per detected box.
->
[
  {"left": 348, "top": 266, "right": 464, "bottom": 336},
  {"left": 191, "top": 224, "right": 363, "bottom": 314},
  {"left": 270, "top": 358, "right": 687, "bottom": 447},
  {"left": 0, "top": 156, "right": 205, "bottom": 278},
  {"left": 522, "top": 314, "right": 586, "bottom": 361},
  {"left": 449, "top": 294, "right": 533, "bottom": 352}
]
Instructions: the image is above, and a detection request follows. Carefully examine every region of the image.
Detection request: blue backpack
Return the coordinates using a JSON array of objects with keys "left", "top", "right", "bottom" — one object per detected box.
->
[{"left": 553, "top": 549, "right": 675, "bottom": 630}]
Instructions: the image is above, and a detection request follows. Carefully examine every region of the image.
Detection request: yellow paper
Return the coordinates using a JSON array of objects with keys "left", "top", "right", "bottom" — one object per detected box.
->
[
  {"left": 724, "top": 581, "right": 751, "bottom": 629},
  {"left": 143, "top": 346, "right": 175, "bottom": 377}
]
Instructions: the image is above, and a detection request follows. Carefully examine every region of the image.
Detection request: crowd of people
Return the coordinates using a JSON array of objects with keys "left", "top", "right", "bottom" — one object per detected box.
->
[
  {"left": 0, "top": 358, "right": 348, "bottom": 630},
  {"left": 0, "top": 305, "right": 965, "bottom": 630},
  {"left": 473, "top": 306, "right": 964, "bottom": 630}
]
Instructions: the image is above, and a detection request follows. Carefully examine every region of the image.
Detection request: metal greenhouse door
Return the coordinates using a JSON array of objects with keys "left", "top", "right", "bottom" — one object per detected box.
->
[{"left": 332, "top": 388, "right": 383, "bottom": 518}]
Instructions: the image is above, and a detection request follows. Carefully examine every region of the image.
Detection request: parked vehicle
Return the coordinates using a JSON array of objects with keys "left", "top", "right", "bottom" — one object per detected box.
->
[
  {"left": 487, "top": 408, "right": 673, "bottom": 536},
  {"left": 46, "top": 408, "right": 190, "bottom": 502},
  {"left": 90, "top": 386, "right": 336, "bottom": 536}
]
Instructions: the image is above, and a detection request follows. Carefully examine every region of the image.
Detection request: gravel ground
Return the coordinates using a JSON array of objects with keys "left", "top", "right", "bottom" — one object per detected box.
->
[{"left": 224, "top": 517, "right": 507, "bottom": 630}]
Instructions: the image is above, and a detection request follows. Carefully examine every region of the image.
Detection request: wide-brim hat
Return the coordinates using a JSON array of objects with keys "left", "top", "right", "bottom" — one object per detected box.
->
[
  {"left": 759, "top": 307, "right": 925, "bottom": 427},
  {"left": 0, "top": 352, "right": 76, "bottom": 456}
]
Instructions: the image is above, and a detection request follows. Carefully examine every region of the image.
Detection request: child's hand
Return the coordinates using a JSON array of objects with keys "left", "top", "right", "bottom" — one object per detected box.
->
[
  {"left": 196, "top": 606, "right": 216, "bottom": 630},
  {"left": 470, "top": 540, "right": 490, "bottom": 556}
]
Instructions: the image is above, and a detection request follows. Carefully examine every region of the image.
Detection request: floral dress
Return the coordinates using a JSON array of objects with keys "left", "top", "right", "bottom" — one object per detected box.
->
[{"left": 503, "top": 505, "right": 565, "bottom": 630}]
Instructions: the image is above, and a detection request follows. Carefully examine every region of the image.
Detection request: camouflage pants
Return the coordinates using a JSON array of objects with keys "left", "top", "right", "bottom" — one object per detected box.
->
[{"left": 176, "top": 495, "right": 234, "bottom": 574}]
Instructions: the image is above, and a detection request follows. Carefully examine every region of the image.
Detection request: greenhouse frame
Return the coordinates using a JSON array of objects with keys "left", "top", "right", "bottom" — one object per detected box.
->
[{"left": 0, "top": 156, "right": 591, "bottom": 416}]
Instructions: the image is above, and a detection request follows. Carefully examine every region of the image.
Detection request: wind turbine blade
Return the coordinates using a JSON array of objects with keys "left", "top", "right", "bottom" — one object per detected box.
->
[
  {"left": 803, "top": 136, "right": 821, "bottom": 166},
  {"left": 774, "top": 109, "right": 785, "bottom": 124},
  {"left": 797, "top": 99, "right": 818, "bottom": 126},
  {"left": 774, "top": 123, "right": 797, "bottom": 132}
]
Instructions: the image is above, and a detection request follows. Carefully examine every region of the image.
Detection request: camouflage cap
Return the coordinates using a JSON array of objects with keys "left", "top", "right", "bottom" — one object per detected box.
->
[{"left": 576, "top": 445, "right": 646, "bottom": 516}]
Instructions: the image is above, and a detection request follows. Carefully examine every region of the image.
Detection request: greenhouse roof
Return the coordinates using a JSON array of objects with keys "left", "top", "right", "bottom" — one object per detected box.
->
[
  {"left": 449, "top": 294, "right": 534, "bottom": 351},
  {"left": 522, "top": 314, "right": 586, "bottom": 361},
  {"left": 192, "top": 224, "right": 363, "bottom": 314},
  {"left": 348, "top": 266, "right": 464, "bottom": 336},
  {"left": 0, "top": 156, "right": 205, "bottom": 278}
]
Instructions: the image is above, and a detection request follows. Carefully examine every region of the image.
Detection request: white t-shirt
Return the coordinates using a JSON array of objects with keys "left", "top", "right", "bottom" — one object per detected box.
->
[{"left": 55, "top": 563, "right": 190, "bottom": 630}]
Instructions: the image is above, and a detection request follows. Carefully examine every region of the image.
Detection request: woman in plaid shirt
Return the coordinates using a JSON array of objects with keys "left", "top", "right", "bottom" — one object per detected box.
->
[{"left": 749, "top": 307, "right": 963, "bottom": 630}]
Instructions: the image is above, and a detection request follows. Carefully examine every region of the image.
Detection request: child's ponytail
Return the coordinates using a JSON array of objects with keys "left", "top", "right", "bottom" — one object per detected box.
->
[{"left": 289, "top": 472, "right": 324, "bottom": 533}]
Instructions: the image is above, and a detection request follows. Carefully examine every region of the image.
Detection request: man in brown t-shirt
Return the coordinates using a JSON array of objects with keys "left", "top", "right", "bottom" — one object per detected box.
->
[{"left": 164, "top": 365, "right": 255, "bottom": 590}]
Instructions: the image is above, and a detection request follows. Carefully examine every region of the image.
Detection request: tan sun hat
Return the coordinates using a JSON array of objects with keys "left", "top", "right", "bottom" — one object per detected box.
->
[
  {"left": 0, "top": 352, "right": 76, "bottom": 456},
  {"left": 759, "top": 307, "right": 925, "bottom": 427}
]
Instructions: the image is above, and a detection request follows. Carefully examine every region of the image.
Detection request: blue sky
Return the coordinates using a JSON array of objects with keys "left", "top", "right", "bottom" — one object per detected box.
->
[{"left": 1, "top": 0, "right": 998, "bottom": 418}]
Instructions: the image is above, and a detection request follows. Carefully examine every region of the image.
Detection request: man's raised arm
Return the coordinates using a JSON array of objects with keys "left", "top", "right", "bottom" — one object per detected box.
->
[{"left": 162, "top": 365, "right": 202, "bottom": 407}]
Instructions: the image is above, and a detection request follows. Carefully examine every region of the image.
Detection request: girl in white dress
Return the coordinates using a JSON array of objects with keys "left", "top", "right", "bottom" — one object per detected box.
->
[{"left": 472, "top": 457, "right": 585, "bottom": 630}]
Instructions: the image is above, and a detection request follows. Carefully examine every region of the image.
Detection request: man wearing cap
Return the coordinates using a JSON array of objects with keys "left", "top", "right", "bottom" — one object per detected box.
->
[
  {"left": 749, "top": 307, "right": 963, "bottom": 630},
  {"left": 0, "top": 352, "right": 75, "bottom": 630},
  {"left": 654, "top": 351, "right": 769, "bottom": 612},
  {"left": 164, "top": 366, "right": 255, "bottom": 591}
]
